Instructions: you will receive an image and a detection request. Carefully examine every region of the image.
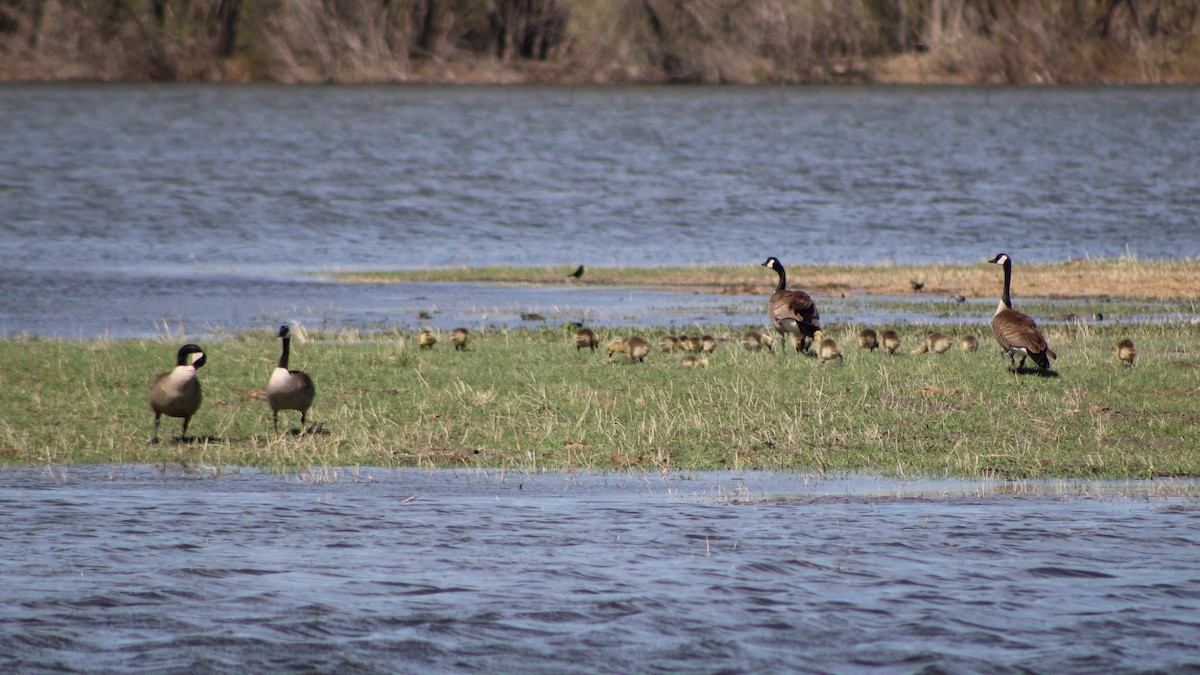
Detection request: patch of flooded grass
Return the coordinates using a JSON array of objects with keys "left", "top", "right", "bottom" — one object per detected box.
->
[{"left": 2, "top": 319, "right": 1198, "bottom": 479}]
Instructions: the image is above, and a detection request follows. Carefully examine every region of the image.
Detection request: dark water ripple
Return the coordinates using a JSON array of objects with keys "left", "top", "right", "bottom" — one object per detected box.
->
[{"left": 0, "top": 468, "right": 1198, "bottom": 673}]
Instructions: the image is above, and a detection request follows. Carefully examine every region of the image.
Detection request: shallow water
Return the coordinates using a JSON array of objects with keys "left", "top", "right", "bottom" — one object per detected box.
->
[
  {"left": 1, "top": 85, "right": 1198, "bottom": 338},
  {"left": 2, "top": 466, "right": 1198, "bottom": 673}
]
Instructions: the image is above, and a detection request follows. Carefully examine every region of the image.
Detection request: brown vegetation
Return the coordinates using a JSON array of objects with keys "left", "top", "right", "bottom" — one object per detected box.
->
[
  {"left": 334, "top": 257, "right": 1200, "bottom": 302},
  {"left": 1, "top": 0, "right": 1197, "bottom": 84}
]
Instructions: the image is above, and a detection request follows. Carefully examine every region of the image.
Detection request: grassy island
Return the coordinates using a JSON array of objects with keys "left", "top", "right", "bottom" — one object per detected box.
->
[{"left": 3, "top": 258, "right": 1199, "bottom": 479}]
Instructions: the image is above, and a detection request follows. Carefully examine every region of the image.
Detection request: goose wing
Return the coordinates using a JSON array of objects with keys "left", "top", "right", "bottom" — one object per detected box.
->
[
  {"left": 769, "top": 289, "right": 820, "bottom": 327},
  {"left": 991, "top": 308, "right": 1049, "bottom": 354}
]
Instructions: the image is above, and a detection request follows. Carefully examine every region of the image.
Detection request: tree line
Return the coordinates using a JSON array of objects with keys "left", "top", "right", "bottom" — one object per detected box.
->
[{"left": 1, "top": 0, "right": 1196, "bottom": 84}]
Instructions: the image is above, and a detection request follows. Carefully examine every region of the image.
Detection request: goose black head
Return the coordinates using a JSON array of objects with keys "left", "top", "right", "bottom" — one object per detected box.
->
[
  {"left": 278, "top": 325, "right": 291, "bottom": 339},
  {"left": 761, "top": 257, "right": 781, "bottom": 270},
  {"left": 176, "top": 343, "right": 206, "bottom": 368},
  {"left": 989, "top": 253, "right": 1010, "bottom": 266}
]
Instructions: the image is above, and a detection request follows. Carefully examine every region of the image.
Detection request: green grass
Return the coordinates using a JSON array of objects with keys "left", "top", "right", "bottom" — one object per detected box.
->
[{"left": 2, "top": 321, "right": 1198, "bottom": 478}]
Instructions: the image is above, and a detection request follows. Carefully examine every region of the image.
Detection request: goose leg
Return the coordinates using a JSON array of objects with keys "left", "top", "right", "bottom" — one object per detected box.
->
[
  {"left": 273, "top": 410, "right": 279, "bottom": 434},
  {"left": 152, "top": 413, "right": 161, "bottom": 444},
  {"left": 180, "top": 415, "right": 192, "bottom": 441}
]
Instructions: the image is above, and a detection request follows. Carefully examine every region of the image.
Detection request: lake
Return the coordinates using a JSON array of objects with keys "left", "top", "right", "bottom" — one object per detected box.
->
[
  {"left": 1, "top": 85, "right": 1197, "bottom": 338},
  {"left": 1, "top": 466, "right": 1198, "bottom": 673},
  {"left": 2, "top": 85, "right": 1199, "bottom": 672}
]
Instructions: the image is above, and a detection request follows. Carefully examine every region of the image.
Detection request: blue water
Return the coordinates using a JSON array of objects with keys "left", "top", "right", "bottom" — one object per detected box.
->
[
  {"left": 1, "top": 466, "right": 1198, "bottom": 673},
  {"left": 0, "top": 85, "right": 1197, "bottom": 337}
]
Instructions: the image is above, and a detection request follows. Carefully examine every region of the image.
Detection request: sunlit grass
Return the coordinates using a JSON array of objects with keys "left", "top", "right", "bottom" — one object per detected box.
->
[{"left": 2, "top": 320, "right": 1198, "bottom": 478}]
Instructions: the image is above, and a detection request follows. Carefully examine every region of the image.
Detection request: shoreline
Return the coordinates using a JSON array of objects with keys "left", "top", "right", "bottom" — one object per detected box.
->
[{"left": 328, "top": 257, "right": 1200, "bottom": 302}]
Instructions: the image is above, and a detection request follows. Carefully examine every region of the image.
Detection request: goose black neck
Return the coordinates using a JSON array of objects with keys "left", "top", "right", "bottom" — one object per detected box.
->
[
  {"left": 774, "top": 264, "right": 787, "bottom": 291},
  {"left": 1001, "top": 259, "right": 1013, "bottom": 308},
  {"left": 279, "top": 336, "right": 291, "bottom": 369}
]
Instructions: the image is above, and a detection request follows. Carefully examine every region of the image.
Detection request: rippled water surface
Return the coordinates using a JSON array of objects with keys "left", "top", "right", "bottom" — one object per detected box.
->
[
  {"left": 2, "top": 466, "right": 1198, "bottom": 673},
  {"left": 1, "top": 85, "right": 1197, "bottom": 337}
]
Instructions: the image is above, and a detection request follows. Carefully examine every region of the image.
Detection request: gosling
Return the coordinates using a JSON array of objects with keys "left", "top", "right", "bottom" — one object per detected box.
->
[
  {"left": 418, "top": 330, "right": 437, "bottom": 349},
  {"left": 149, "top": 343, "right": 206, "bottom": 444},
  {"left": 624, "top": 336, "right": 653, "bottom": 363},
  {"left": 606, "top": 339, "right": 625, "bottom": 361},
  {"left": 1116, "top": 339, "right": 1136, "bottom": 366},
  {"left": 574, "top": 328, "right": 599, "bottom": 352},
  {"left": 817, "top": 336, "right": 843, "bottom": 364},
  {"left": 858, "top": 328, "right": 878, "bottom": 351},
  {"left": 880, "top": 330, "right": 901, "bottom": 355},
  {"left": 678, "top": 355, "right": 709, "bottom": 368},
  {"left": 659, "top": 335, "right": 681, "bottom": 353},
  {"left": 912, "top": 332, "right": 954, "bottom": 355},
  {"left": 450, "top": 327, "right": 470, "bottom": 351},
  {"left": 960, "top": 335, "right": 980, "bottom": 353},
  {"left": 700, "top": 335, "right": 717, "bottom": 355},
  {"left": 789, "top": 333, "right": 814, "bottom": 354},
  {"left": 267, "top": 325, "right": 316, "bottom": 434},
  {"left": 740, "top": 330, "right": 774, "bottom": 353}
]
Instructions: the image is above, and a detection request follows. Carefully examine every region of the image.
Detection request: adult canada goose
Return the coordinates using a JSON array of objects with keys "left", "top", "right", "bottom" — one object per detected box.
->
[
  {"left": 858, "top": 328, "right": 878, "bottom": 351},
  {"left": 912, "top": 332, "right": 954, "bottom": 355},
  {"left": 450, "top": 327, "right": 470, "bottom": 351},
  {"left": 817, "top": 335, "right": 843, "bottom": 364},
  {"left": 988, "top": 253, "right": 1057, "bottom": 371},
  {"left": 149, "top": 343, "right": 205, "bottom": 444},
  {"left": 678, "top": 355, "right": 709, "bottom": 368},
  {"left": 960, "top": 335, "right": 980, "bottom": 353},
  {"left": 1116, "top": 339, "right": 1136, "bottom": 366},
  {"left": 761, "top": 257, "right": 820, "bottom": 354},
  {"left": 659, "top": 335, "right": 681, "bottom": 353},
  {"left": 418, "top": 330, "right": 437, "bottom": 350},
  {"left": 740, "top": 330, "right": 773, "bottom": 353},
  {"left": 623, "top": 336, "right": 652, "bottom": 363},
  {"left": 267, "top": 325, "right": 316, "bottom": 434},
  {"left": 880, "top": 330, "right": 901, "bottom": 355},
  {"left": 700, "top": 335, "right": 717, "bottom": 354},
  {"left": 575, "top": 327, "right": 599, "bottom": 352}
]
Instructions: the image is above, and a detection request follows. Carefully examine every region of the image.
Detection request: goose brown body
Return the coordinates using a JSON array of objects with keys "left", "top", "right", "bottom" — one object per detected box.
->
[
  {"left": 149, "top": 343, "right": 205, "bottom": 443},
  {"left": 989, "top": 253, "right": 1056, "bottom": 371},
  {"left": 761, "top": 257, "right": 820, "bottom": 353},
  {"left": 267, "top": 325, "right": 315, "bottom": 433}
]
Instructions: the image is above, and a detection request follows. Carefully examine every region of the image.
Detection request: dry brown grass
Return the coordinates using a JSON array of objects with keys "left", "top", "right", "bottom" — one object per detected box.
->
[
  {"left": 2, "top": 0, "right": 1198, "bottom": 84},
  {"left": 333, "top": 258, "right": 1200, "bottom": 302}
]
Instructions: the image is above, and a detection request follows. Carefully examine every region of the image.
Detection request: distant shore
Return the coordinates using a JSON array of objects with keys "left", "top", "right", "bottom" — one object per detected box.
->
[{"left": 2, "top": 2, "right": 1198, "bottom": 85}]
